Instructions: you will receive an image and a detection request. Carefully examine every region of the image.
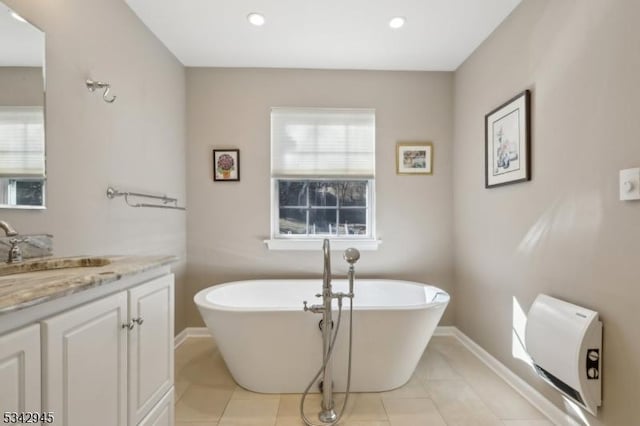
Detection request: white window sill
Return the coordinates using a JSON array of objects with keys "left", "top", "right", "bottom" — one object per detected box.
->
[{"left": 264, "top": 239, "right": 382, "bottom": 251}]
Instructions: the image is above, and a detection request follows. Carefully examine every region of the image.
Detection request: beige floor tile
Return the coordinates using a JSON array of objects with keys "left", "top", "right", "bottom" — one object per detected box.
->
[
  {"left": 176, "top": 423, "right": 218, "bottom": 426},
  {"left": 378, "top": 375, "right": 429, "bottom": 399},
  {"left": 174, "top": 337, "right": 553, "bottom": 426},
  {"left": 232, "top": 386, "right": 281, "bottom": 400},
  {"left": 276, "top": 395, "right": 389, "bottom": 425},
  {"left": 276, "top": 419, "right": 390, "bottom": 426},
  {"left": 218, "top": 398, "right": 280, "bottom": 426},
  {"left": 342, "top": 394, "right": 388, "bottom": 422},
  {"left": 382, "top": 398, "right": 447, "bottom": 426},
  {"left": 175, "top": 384, "right": 233, "bottom": 422},
  {"left": 414, "top": 348, "right": 461, "bottom": 381},
  {"left": 424, "top": 380, "right": 502, "bottom": 426},
  {"left": 274, "top": 419, "right": 305, "bottom": 426},
  {"left": 176, "top": 337, "right": 217, "bottom": 372},
  {"left": 178, "top": 350, "right": 236, "bottom": 390},
  {"left": 463, "top": 372, "right": 544, "bottom": 420},
  {"left": 277, "top": 393, "right": 323, "bottom": 422},
  {"left": 429, "top": 338, "right": 545, "bottom": 420},
  {"left": 175, "top": 378, "right": 191, "bottom": 402}
]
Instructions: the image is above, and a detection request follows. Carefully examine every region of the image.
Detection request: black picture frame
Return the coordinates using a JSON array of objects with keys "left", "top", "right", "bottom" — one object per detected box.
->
[
  {"left": 485, "top": 90, "right": 531, "bottom": 188},
  {"left": 213, "top": 149, "right": 240, "bottom": 182}
]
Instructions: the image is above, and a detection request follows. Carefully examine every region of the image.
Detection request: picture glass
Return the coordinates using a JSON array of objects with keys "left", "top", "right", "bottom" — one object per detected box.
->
[
  {"left": 397, "top": 143, "right": 433, "bottom": 174},
  {"left": 213, "top": 150, "right": 239, "bottom": 181},
  {"left": 485, "top": 91, "right": 530, "bottom": 187},
  {"left": 491, "top": 110, "right": 521, "bottom": 176}
]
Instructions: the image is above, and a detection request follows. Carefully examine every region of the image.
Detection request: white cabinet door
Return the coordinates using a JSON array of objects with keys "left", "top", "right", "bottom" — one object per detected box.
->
[
  {"left": 128, "top": 274, "right": 174, "bottom": 425},
  {"left": 42, "top": 291, "right": 128, "bottom": 426},
  {"left": 0, "top": 324, "right": 40, "bottom": 414},
  {"left": 137, "top": 388, "right": 174, "bottom": 426}
]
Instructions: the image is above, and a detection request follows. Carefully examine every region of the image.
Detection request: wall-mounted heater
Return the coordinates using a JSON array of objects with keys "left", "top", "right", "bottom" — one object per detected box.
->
[{"left": 525, "top": 294, "right": 602, "bottom": 415}]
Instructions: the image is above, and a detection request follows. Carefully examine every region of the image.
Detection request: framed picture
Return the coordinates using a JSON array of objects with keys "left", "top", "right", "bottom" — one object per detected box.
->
[
  {"left": 396, "top": 142, "right": 433, "bottom": 175},
  {"left": 485, "top": 90, "right": 531, "bottom": 188},
  {"left": 213, "top": 149, "right": 240, "bottom": 181}
]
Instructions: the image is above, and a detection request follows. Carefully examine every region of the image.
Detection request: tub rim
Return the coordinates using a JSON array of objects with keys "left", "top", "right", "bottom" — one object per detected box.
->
[{"left": 193, "top": 278, "right": 450, "bottom": 313}]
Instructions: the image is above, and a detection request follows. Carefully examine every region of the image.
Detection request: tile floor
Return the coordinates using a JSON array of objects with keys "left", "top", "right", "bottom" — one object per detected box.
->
[{"left": 175, "top": 336, "right": 553, "bottom": 426}]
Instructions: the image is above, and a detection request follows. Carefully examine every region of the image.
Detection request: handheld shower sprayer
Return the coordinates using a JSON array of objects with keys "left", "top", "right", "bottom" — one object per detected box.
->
[
  {"left": 343, "top": 247, "right": 360, "bottom": 264},
  {"left": 343, "top": 247, "right": 360, "bottom": 296}
]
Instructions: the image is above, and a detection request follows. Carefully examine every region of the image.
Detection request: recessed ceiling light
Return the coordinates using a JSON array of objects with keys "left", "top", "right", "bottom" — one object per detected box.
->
[
  {"left": 10, "top": 11, "right": 27, "bottom": 23},
  {"left": 247, "top": 13, "right": 265, "bottom": 27},
  {"left": 389, "top": 16, "right": 406, "bottom": 29}
]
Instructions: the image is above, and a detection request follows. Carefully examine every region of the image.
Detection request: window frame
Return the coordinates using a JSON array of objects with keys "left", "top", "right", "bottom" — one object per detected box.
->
[
  {"left": 0, "top": 177, "right": 46, "bottom": 210},
  {"left": 267, "top": 107, "right": 380, "bottom": 250}
]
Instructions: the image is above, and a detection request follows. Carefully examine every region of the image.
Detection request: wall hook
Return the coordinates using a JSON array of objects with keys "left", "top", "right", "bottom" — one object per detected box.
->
[{"left": 86, "top": 79, "right": 117, "bottom": 103}]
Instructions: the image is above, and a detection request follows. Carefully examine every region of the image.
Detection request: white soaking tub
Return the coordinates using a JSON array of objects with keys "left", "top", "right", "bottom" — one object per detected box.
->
[{"left": 194, "top": 279, "right": 449, "bottom": 393}]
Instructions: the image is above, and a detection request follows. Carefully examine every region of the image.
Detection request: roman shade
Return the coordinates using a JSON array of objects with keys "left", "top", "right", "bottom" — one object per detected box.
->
[{"left": 271, "top": 107, "right": 375, "bottom": 178}]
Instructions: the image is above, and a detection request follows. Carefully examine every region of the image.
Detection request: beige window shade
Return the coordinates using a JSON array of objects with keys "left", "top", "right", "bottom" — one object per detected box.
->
[
  {"left": 271, "top": 108, "right": 375, "bottom": 178},
  {"left": 0, "top": 107, "right": 45, "bottom": 177}
]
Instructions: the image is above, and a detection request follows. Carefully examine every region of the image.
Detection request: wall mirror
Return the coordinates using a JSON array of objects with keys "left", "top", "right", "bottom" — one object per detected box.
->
[{"left": 0, "top": 3, "right": 45, "bottom": 209}]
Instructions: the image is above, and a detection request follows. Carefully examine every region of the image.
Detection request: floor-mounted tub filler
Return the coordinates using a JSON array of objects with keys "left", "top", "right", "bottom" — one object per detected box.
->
[{"left": 194, "top": 240, "right": 450, "bottom": 425}]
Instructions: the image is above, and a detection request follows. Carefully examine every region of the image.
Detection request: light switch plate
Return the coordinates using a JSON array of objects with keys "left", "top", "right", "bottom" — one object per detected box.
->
[{"left": 620, "top": 168, "right": 640, "bottom": 201}]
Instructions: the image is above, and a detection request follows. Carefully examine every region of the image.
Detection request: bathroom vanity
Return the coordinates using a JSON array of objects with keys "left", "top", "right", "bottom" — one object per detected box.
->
[{"left": 0, "top": 255, "right": 176, "bottom": 426}]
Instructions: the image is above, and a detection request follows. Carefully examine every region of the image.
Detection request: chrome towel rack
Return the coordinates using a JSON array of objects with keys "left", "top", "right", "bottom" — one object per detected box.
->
[{"left": 106, "top": 186, "right": 186, "bottom": 211}]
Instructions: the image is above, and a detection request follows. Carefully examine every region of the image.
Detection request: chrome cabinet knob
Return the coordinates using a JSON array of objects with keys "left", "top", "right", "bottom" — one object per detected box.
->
[
  {"left": 132, "top": 317, "right": 144, "bottom": 325},
  {"left": 122, "top": 321, "right": 135, "bottom": 330}
]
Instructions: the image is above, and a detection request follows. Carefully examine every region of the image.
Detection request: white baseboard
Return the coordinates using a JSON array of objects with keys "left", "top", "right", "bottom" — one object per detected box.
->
[
  {"left": 433, "top": 325, "right": 458, "bottom": 336},
  {"left": 174, "top": 327, "right": 209, "bottom": 348},
  {"left": 174, "top": 325, "right": 576, "bottom": 426},
  {"left": 435, "top": 327, "right": 580, "bottom": 426}
]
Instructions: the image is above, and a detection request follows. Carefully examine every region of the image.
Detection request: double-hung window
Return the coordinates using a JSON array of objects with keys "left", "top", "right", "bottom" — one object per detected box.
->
[{"left": 268, "top": 108, "right": 378, "bottom": 250}]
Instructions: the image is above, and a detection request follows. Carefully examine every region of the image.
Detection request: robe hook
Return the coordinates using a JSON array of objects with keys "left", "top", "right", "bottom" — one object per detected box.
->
[{"left": 86, "top": 79, "right": 117, "bottom": 103}]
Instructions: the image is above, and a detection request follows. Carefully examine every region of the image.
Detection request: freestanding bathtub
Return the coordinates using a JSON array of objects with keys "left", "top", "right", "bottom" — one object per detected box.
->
[{"left": 194, "top": 279, "right": 449, "bottom": 393}]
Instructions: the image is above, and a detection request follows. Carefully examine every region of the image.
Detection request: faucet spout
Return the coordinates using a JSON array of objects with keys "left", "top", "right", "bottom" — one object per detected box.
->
[{"left": 0, "top": 221, "right": 18, "bottom": 237}]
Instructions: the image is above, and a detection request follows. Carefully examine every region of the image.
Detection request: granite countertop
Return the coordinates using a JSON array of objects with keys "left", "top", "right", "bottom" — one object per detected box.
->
[{"left": 0, "top": 255, "right": 176, "bottom": 315}]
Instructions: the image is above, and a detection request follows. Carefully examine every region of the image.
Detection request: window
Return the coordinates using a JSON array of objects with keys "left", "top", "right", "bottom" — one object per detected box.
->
[
  {"left": 269, "top": 108, "right": 377, "bottom": 249},
  {"left": 0, "top": 107, "right": 45, "bottom": 208},
  {"left": 278, "top": 179, "right": 371, "bottom": 236}
]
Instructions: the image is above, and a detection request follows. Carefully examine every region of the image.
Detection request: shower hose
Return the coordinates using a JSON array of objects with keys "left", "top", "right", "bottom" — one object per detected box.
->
[{"left": 300, "top": 296, "right": 354, "bottom": 426}]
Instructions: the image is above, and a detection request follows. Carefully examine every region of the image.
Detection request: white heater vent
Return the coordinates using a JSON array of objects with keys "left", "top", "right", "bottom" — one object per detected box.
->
[{"left": 525, "top": 294, "right": 602, "bottom": 415}]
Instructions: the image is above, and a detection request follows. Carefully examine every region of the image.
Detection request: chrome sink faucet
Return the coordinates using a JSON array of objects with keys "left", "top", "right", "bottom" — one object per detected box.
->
[
  {"left": 0, "top": 220, "right": 18, "bottom": 237},
  {"left": 0, "top": 221, "right": 23, "bottom": 263}
]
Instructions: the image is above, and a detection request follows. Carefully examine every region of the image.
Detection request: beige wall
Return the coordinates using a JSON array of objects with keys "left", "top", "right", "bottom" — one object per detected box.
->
[
  {"left": 186, "top": 68, "right": 454, "bottom": 327},
  {"left": 453, "top": 0, "right": 640, "bottom": 424},
  {"left": 0, "top": 67, "right": 43, "bottom": 106},
  {"left": 1, "top": 0, "right": 188, "bottom": 332}
]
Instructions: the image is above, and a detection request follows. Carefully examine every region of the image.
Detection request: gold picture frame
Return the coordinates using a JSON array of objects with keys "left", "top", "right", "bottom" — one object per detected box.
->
[{"left": 396, "top": 142, "right": 433, "bottom": 175}]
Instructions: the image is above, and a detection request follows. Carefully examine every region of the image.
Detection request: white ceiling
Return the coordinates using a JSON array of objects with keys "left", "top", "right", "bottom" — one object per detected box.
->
[
  {"left": 125, "top": 0, "right": 521, "bottom": 71},
  {"left": 0, "top": 5, "right": 44, "bottom": 67}
]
